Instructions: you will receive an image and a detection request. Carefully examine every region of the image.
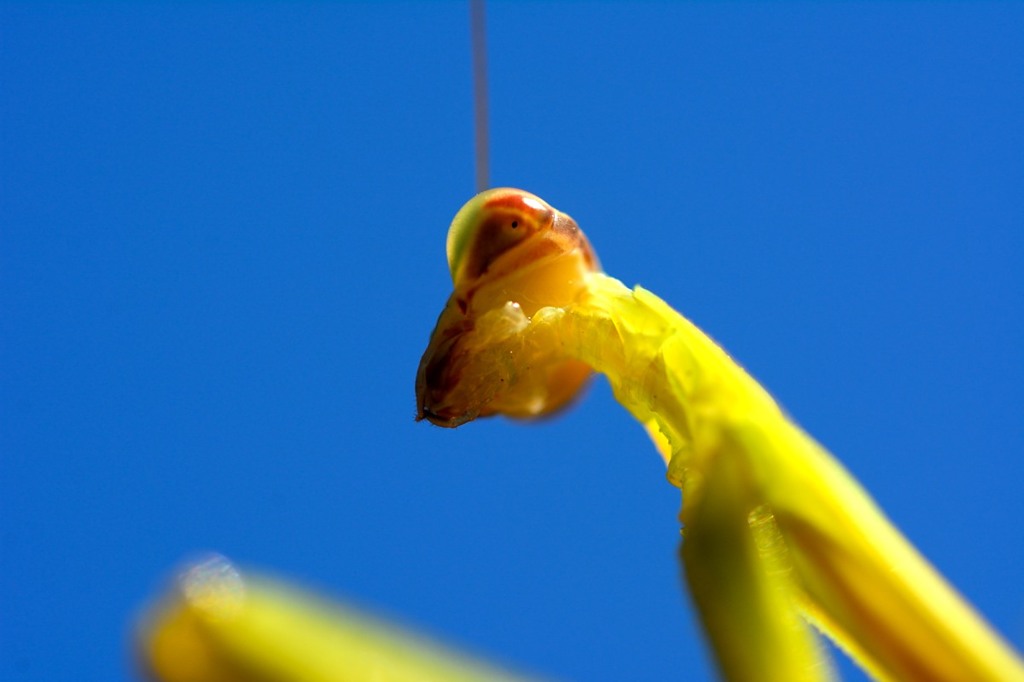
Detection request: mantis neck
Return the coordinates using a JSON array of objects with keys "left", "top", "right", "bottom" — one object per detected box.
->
[{"left": 559, "top": 272, "right": 782, "bottom": 489}]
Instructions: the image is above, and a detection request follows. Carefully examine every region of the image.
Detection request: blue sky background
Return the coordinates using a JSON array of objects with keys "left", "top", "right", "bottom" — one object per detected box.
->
[{"left": 2, "top": 3, "right": 1022, "bottom": 680}]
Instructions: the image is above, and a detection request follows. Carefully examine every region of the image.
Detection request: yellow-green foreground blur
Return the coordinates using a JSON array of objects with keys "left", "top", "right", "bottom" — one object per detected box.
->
[{"left": 137, "top": 555, "right": 526, "bottom": 682}]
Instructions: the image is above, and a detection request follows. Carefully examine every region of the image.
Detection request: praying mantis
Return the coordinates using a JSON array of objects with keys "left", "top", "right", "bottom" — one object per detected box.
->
[
  {"left": 412, "top": 3, "right": 1024, "bottom": 678},
  {"left": 415, "top": 186, "right": 1024, "bottom": 681}
]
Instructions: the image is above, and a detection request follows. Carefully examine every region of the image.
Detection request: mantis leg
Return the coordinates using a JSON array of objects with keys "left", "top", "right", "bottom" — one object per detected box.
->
[{"left": 680, "top": 428, "right": 833, "bottom": 682}]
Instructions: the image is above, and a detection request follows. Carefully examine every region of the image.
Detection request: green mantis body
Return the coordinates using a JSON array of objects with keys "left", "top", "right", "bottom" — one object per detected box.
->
[{"left": 416, "top": 188, "right": 1024, "bottom": 682}]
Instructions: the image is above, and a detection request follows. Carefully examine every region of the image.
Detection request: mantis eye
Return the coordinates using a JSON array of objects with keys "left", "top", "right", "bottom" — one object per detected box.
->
[{"left": 446, "top": 188, "right": 556, "bottom": 286}]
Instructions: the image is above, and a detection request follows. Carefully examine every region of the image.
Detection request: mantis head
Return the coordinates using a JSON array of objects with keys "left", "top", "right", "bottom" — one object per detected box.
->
[{"left": 416, "top": 188, "right": 600, "bottom": 427}]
